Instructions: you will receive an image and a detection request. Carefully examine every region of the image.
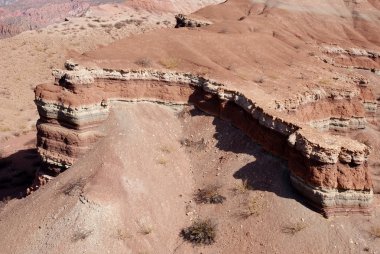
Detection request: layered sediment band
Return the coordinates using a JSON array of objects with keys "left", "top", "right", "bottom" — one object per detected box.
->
[{"left": 34, "top": 63, "right": 373, "bottom": 216}]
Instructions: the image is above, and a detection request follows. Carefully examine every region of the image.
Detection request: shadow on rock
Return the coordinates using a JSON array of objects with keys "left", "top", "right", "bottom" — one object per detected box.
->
[
  {"left": 209, "top": 116, "right": 309, "bottom": 205},
  {"left": 0, "top": 149, "right": 40, "bottom": 203}
]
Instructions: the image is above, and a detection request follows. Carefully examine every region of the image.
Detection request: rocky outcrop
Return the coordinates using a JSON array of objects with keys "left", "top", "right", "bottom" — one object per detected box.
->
[
  {"left": 175, "top": 14, "right": 212, "bottom": 28},
  {"left": 309, "top": 117, "right": 367, "bottom": 131},
  {"left": 321, "top": 45, "right": 380, "bottom": 71},
  {"left": 34, "top": 62, "right": 373, "bottom": 217},
  {"left": 275, "top": 87, "right": 360, "bottom": 111}
]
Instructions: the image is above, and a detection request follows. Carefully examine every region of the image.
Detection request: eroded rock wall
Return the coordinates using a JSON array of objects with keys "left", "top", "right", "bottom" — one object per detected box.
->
[{"left": 34, "top": 64, "right": 373, "bottom": 217}]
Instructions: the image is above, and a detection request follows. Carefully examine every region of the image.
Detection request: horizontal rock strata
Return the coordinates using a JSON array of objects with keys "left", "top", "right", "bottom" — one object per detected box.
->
[
  {"left": 322, "top": 45, "right": 380, "bottom": 71},
  {"left": 34, "top": 63, "right": 373, "bottom": 217}
]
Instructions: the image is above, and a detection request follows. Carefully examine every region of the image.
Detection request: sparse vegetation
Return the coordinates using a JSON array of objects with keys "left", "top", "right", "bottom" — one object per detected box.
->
[
  {"left": 236, "top": 197, "right": 261, "bottom": 219},
  {"left": 180, "top": 138, "right": 206, "bottom": 150},
  {"left": 181, "top": 219, "right": 216, "bottom": 245},
  {"left": 71, "top": 229, "right": 93, "bottom": 242},
  {"left": 157, "top": 158, "right": 168, "bottom": 165},
  {"left": 318, "top": 79, "right": 331, "bottom": 85},
  {"left": 159, "top": 145, "right": 172, "bottom": 154},
  {"left": 116, "top": 229, "right": 131, "bottom": 240},
  {"left": 134, "top": 58, "right": 153, "bottom": 68},
  {"left": 0, "top": 126, "right": 11, "bottom": 132},
  {"left": 61, "top": 178, "right": 85, "bottom": 196},
  {"left": 281, "top": 222, "right": 307, "bottom": 235},
  {"left": 159, "top": 57, "right": 181, "bottom": 69},
  {"left": 194, "top": 185, "right": 226, "bottom": 204},
  {"left": 138, "top": 223, "right": 153, "bottom": 235},
  {"left": 231, "top": 179, "right": 251, "bottom": 194}
]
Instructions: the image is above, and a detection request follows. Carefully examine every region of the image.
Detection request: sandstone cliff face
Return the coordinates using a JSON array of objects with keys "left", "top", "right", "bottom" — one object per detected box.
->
[{"left": 34, "top": 62, "right": 373, "bottom": 217}]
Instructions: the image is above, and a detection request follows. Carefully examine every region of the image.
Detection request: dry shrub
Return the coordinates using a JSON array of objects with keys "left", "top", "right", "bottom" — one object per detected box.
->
[
  {"left": 61, "top": 178, "right": 85, "bottom": 196},
  {"left": 181, "top": 219, "right": 216, "bottom": 245},
  {"left": 194, "top": 185, "right": 226, "bottom": 204},
  {"left": 281, "top": 222, "right": 307, "bottom": 235},
  {"left": 236, "top": 197, "right": 260, "bottom": 219},
  {"left": 159, "top": 57, "right": 181, "bottom": 69},
  {"left": 71, "top": 229, "right": 93, "bottom": 242},
  {"left": 134, "top": 58, "right": 152, "bottom": 68},
  {"left": 180, "top": 138, "right": 206, "bottom": 150}
]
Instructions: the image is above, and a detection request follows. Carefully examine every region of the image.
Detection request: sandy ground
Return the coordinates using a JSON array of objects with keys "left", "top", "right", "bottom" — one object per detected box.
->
[{"left": 0, "top": 102, "right": 379, "bottom": 253}]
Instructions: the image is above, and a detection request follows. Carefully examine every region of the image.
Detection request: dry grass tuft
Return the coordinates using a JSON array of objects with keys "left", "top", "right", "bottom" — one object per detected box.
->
[
  {"left": 113, "top": 229, "right": 132, "bottom": 241},
  {"left": 236, "top": 197, "right": 261, "bottom": 219},
  {"left": 194, "top": 185, "right": 226, "bottom": 204},
  {"left": 160, "top": 145, "right": 172, "bottom": 154},
  {"left": 159, "top": 57, "right": 181, "bottom": 69},
  {"left": 156, "top": 158, "right": 168, "bottom": 165},
  {"left": 181, "top": 219, "right": 216, "bottom": 245},
  {"left": 231, "top": 179, "right": 251, "bottom": 194}
]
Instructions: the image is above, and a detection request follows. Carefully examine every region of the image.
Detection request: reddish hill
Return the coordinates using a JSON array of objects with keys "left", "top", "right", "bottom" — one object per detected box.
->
[{"left": 0, "top": 0, "right": 123, "bottom": 38}]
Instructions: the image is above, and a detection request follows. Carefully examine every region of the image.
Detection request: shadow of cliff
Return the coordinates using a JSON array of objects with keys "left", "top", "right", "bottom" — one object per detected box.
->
[
  {"left": 0, "top": 149, "right": 40, "bottom": 203},
  {"left": 186, "top": 107, "right": 310, "bottom": 207}
]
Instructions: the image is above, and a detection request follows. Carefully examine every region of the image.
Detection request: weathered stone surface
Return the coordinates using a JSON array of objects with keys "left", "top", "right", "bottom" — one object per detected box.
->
[{"left": 175, "top": 14, "right": 212, "bottom": 28}]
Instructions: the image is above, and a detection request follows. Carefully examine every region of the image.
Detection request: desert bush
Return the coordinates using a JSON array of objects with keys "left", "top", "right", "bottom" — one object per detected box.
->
[
  {"left": 71, "top": 229, "right": 93, "bottom": 242},
  {"left": 236, "top": 197, "right": 260, "bottom": 219},
  {"left": 281, "top": 222, "right": 307, "bottom": 235},
  {"left": 61, "top": 178, "right": 85, "bottom": 196},
  {"left": 180, "top": 138, "right": 206, "bottom": 150},
  {"left": 134, "top": 58, "right": 152, "bottom": 68},
  {"left": 194, "top": 185, "right": 226, "bottom": 204},
  {"left": 181, "top": 219, "right": 216, "bottom": 245}
]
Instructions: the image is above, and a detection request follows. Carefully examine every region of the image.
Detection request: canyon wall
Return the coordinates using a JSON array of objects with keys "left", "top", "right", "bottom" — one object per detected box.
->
[{"left": 34, "top": 62, "right": 373, "bottom": 217}]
